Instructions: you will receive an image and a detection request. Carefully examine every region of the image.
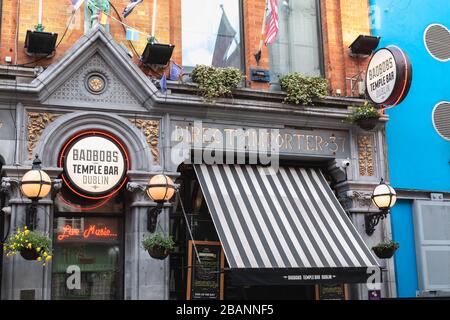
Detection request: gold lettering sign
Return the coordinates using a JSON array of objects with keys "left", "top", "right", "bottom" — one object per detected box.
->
[{"left": 173, "top": 123, "right": 350, "bottom": 158}]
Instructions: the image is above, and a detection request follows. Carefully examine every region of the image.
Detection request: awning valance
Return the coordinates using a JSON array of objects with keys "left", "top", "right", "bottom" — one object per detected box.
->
[{"left": 194, "top": 164, "right": 379, "bottom": 285}]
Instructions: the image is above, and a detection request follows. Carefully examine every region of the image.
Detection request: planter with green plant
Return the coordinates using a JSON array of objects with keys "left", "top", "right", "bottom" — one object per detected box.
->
[
  {"left": 142, "top": 232, "right": 175, "bottom": 260},
  {"left": 279, "top": 73, "right": 328, "bottom": 105},
  {"left": 190, "top": 64, "right": 243, "bottom": 102},
  {"left": 346, "top": 102, "right": 380, "bottom": 130},
  {"left": 372, "top": 240, "right": 399, "bottom": 259},
  {"left": 3, "top": 226, "right": 52, "bottom": 266}
]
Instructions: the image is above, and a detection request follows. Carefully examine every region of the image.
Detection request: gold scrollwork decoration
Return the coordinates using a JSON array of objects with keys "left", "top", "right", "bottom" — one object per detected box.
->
[
  {"left": 27, "top": 112, "right": 60, "bottom": 159},
  {"left": 358, "top": 135, "right": 374, "bottom": 176},
  {"left": 129, "top": 118, "right": 160, "bottom": 165}
]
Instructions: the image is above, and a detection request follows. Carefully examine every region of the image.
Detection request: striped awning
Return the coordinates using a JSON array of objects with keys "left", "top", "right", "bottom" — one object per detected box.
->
[{"left": 194, "top": 164, "right": 380, "bottom": 285}]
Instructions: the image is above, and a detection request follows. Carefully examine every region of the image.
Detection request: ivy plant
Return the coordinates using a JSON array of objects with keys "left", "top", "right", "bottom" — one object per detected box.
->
[
  {"left": 190, "top": 65, "right": 243, "bottom": 102},
  {"left": 279, "top": 73, "right": 328, "bottom": 105}
]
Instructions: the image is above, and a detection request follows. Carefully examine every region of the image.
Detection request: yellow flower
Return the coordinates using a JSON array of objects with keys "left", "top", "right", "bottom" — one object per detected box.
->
[
  {"left": 43, "top": 252, "right": 48, "bottom": 257},
  {"left": 27, "top": 243, "right": 32, "bottom": 249},
  {"left": 45, "top": 256, "right": 52, "bottom": 261},
  {"left": 24, "top": 226, "right": 27, "bottom": 230},
  {"left": 24, "top": 230, "right": 29, "bottom": 235},
  {"left": 36, "top": 247, "right": 41, "bottom": 252},
  {"left": 37, "top": 257, "right": 42, "bottom": 261},
  {"left": 42, "top": 263, "right": 46, "bottom": 266}
]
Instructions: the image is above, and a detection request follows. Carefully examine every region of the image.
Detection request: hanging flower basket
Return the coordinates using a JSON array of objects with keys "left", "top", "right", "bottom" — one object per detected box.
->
[
  {"left": 20, "top": 248, "right": 40, "bottom": 261},
  {"left": 142, "top": 232, "right": 175, "bottom": 260},
  {"left": 3, "top": 226, "right": 52, "bottom": 266},
  {"left": 356, "top": 117, "right": 379, "bottom": 130},
  {"left": 147, "top": 245, "right": 172, "bottom": 260},
  {"left": 372, "top": 241, "right": 400, "bottom": 259},
  {"left": 346, "top": 102, "right": 380, "bottom": 131}
]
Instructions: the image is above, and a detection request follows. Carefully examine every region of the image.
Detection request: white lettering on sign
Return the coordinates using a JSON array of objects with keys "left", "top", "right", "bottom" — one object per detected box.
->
[
  {"left": 366, "top": 48, "right": 397, "bottom": 104},
  {"left": 64, "top": 135, "right": 126, "bottom": 195}
]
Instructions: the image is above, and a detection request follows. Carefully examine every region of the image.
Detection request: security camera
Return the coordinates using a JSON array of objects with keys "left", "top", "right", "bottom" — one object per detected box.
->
[{"left": 341, "top": 160, "right": 351, "bottom": 167}]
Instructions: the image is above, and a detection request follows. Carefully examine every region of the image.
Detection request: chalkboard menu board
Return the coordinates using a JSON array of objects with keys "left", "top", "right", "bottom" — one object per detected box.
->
[
  {"left": 187, "top": 241, "right": 224, "bottom": 300},
  {"left": 316, "top": 284, "right": 347, "bottom": 300}
]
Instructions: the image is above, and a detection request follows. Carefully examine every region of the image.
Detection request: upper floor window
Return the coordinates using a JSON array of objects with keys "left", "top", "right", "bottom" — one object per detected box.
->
[
  {"left": 269, "top": 0, "right": 323, "bottom": 78},
  {"left": 182, "top": 0, "right": 244, "bottom": 72}
]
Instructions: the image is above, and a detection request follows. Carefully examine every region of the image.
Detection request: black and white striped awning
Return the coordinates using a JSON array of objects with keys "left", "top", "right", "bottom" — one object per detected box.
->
[{"left": 194, "top": 164, "right": 380, "bottom": 285}]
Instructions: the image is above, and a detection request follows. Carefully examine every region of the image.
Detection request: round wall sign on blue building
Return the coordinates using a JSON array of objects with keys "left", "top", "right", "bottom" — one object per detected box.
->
[{"left": 366, "top": 46, "right": 412, "bottom": 107}]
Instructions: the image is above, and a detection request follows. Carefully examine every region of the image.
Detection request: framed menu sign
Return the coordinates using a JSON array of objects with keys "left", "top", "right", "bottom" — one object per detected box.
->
[
  {"left": 315, "top": 284, "right": 348, "bottom": 300},
  {"left": 186, "top": 241, "right": 224, "bottom": 300}
]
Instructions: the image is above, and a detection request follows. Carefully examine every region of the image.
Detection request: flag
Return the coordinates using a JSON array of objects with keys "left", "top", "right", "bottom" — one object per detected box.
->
[
  {"left": 98, "top": 11, "right": 110, "bottom": 25},
  {"left": 160, "top": 73, "right": 167, "bottom": 94},
  {"left": 169, "top": 61, "right": 182, "bottom": 81},
  {"left": 265, "top": 0, "right": 279, "bottom": 45},
  {"left": 71, "top": 0, "right": 85, "bottom": 11},
  {"left": 126, "top": 28, "right": 140, "bottom": 41},
  {"left": 123, "top": 0, "right": 144, "bottom": 18},
  {"left": 212, "top": 5, "right": 238, "bottom": 68}
]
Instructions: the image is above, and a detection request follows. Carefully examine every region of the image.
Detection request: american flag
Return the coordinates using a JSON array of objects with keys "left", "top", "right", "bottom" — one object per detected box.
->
[{"left": 264, "top": 0, "right": 279, "bottom": 45}]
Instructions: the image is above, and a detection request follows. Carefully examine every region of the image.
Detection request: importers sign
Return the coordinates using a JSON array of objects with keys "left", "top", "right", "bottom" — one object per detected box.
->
[
  {"left": 59, "top": 131, "right": 129, "bottom": 199},
  {"left": 366, "top": 46, "right": 412, "bottom": 106}
]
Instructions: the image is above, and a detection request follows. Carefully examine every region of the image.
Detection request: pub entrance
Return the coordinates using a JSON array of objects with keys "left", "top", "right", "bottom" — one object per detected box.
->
[
  {"left": 169, "top": 162, "right": 377, "bottom": 300},
  {"left": 169, "top": 164, "right": 324, "bottom": 300},
  {"left": 51, "top": 187, "right": 125, "bottom": 300}
]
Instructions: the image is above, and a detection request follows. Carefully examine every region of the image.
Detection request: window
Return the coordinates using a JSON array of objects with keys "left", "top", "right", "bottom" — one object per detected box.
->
[
  {"left": 413, "top": 201, "right": 450, "bottom": 294},
  {"left": 269, "top": 0, "right": 323, "bottom": 78},
  {"left": 182, "top": 0, "right": 244, "bottom": 72}
]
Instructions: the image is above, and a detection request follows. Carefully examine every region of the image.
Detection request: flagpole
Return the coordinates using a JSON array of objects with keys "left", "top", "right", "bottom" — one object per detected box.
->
[
  {"left": 151, "top": 0, "right": 157, "bottom": 42},
  {"left": 258, "top": 0, "right": 268, "bottom": 53},
  {"left": 254, "top": 0, "right": 268, "bottom": 64},
  {"left": 36, "top": 0, "right": 44, "bottom": 31}
]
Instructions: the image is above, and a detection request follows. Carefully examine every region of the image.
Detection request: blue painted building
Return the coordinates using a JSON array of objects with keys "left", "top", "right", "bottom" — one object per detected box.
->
[{"left": 370, "top": 0, "right": 450, "bottom": 298}]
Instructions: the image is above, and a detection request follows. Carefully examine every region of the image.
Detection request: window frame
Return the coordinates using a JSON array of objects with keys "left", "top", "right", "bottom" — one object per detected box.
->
[{"left": 269, "top": 0, "right": 325, "bottom": 78}]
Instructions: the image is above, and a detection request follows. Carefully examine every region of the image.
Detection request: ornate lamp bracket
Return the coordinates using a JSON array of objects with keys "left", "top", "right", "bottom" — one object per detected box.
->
[{"left": 365, "top": 210, "right": 389, "bottom": 236}]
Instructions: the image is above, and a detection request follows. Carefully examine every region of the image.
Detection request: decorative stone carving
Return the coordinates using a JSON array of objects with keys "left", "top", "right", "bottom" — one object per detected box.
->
[
  {"left": 128, "top": 118, "right": 160, "bottom": 165},
  {"left": 27, "top": 112, "right": 60, "bottom": 159},
  {"left": 358, "top": 135, "right": 375, "bottom": 176},
  {"left": 338, "top": 190, "right": 374, "bottom": 211},
  {"left": 48, "top": 54, "right": 139, "bottom": 106}
]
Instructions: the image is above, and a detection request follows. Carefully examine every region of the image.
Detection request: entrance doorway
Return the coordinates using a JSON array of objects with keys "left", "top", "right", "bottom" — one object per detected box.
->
[{"left": 51, "top": 188, "right": 125, "bottom": 300}]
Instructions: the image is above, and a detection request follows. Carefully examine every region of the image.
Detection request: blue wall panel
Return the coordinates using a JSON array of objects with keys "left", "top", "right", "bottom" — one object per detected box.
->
[
  {"left": 390, "top": 200, "right": 418, "bottom": 298},
  {"left": 370, "top": 0, "right": 450, "bottom": 192}
]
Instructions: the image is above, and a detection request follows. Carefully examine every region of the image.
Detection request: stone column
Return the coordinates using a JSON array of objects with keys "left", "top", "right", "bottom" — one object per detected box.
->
[{"left": 124, "top": 171, "right": 175, "bottom": 300}]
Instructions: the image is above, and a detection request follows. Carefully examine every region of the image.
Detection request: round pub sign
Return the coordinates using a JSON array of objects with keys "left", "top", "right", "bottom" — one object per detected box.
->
[
  {"left": 59, "top": 131, "right": 130, "bottom": 199},
  {"left": 366, "top": 46, "right": 412, "bottom": 107}
]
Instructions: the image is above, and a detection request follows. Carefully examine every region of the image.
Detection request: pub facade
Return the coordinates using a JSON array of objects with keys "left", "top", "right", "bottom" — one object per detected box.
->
[{"left": 0, "top": 25, "right": 396, "bottom": 300}]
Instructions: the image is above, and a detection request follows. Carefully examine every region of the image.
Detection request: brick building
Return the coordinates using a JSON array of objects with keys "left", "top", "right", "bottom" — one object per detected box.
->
[{"left": 0, "top": 0, "right": 395, "bottom": 300}]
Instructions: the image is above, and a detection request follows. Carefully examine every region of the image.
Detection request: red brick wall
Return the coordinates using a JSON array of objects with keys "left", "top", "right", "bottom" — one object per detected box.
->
[
  {"left": 0, "top": 0, "right": 371, "bottom": 95},
  {"left": 321, "top": 0, "right": 371, "bottom": 96}
]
